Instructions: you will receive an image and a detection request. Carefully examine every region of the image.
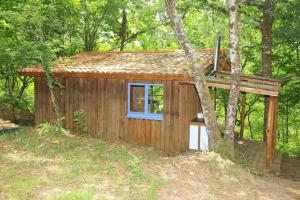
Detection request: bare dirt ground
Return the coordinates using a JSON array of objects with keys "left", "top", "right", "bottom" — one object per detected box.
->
[
  {"left": 156, "top": 152, "right": 300, "bottom": 200},
  {"left": 0, "top": 127, "right": 299, "bottom": 200},
  {"left": 280, "top": 155, "right": 300, "bottom": 182}
]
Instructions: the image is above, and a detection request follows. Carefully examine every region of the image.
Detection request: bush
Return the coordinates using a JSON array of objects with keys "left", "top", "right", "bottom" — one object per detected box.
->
[{"left": 36, "top": 122, "right": 68, "bottom": 137}]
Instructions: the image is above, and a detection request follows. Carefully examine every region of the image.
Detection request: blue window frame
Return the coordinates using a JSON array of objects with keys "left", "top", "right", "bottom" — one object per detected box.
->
[{"left": 127, "top": 83, "right": 164, "bottom": 120}]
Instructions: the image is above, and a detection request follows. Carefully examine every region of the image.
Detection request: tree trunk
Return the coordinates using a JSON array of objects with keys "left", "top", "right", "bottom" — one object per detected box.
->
[
  {"left": 120, "top": 9, "right": 127, "bottom": 51},
  {"left": 248, "top": 113, "right": 253, "bottom": 139},
  {"left": 285, "top": 104, "right": 289, "bottom": 143},
  {"left": 7, "top": 64, "right": 17, "bottom": 121},
  {"left": 261, "top": 0, "right": 275, "bottom": 141},
  {"left": 165, "top": 0, "right": 221, "bottom": 150},
  {"left": 224, "top": 0, "right": 241, "bottom": 141},
  {"left": 239, "top": 93, "right": 246, "bottom": 138}
]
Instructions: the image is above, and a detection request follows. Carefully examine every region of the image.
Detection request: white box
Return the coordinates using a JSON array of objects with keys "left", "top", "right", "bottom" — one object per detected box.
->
[
  {"left": 189, "top": 125, "right": 199, "bottom": 150},
  {"left": 189, "top": 125, "right": 208, "bottom": 151}
]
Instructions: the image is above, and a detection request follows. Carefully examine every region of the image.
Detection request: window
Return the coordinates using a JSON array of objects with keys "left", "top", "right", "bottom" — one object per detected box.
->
[{"left": 127, "top": 83, "right": 164, "bottom": 120}]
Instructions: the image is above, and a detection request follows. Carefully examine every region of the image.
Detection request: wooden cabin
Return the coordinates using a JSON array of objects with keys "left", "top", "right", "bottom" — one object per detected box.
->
[{"left": 18, "top": 49, "right": 283, "bottom": 170}]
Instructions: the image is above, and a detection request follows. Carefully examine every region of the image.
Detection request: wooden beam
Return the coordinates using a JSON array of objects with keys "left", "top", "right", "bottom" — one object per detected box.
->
[
  {"left": 217, "top": 71, "right": 284, "bottom": 86},
  {"left": 180, "top": 79, "right": 279, "bottom": 96},
  {"left": 207, "top": 81, "right": 278, "bottom": 96},
  {"left": 17, "top": 71, "right": 190, "bottom": 81},
  {"left": 265, "top": 96, "right": 278, "bottom": 170}
]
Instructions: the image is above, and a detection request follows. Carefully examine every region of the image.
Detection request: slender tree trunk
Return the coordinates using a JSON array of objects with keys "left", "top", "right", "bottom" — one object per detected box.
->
[
  {"left": 285, "top": 104, "right": 289, "bottom": 143},
  {"left": 166, "top": 0, "right": 221, "bottom": 150},
  {"left": 7, "top": 64, "right": 17, "bottom": 121},
  {"left": 239, "top": 93, "right": 246, "bottom": 138},
  {"left": 225, "top": 0, "right": 241, "bottom": 139},
  {"left": 248, "top": 113, "right": 253, "bottom": 139},
  {"left": 16, "top": 77, "right": 32, "bottom": 104},
  {"left": 120, "top": 9, "right": 127, "bottom": 51},
  {"left": 261, "top": 0, "right": 275, "bottom": 141}
]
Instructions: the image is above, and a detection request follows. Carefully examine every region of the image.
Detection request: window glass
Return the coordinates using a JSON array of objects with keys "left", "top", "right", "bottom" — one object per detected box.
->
[
  {"left": 130, "top": 85, "right": 145, "bottom": 112},
  {"left": 148, "top": 85, "right": 164, "bottom": 114}
]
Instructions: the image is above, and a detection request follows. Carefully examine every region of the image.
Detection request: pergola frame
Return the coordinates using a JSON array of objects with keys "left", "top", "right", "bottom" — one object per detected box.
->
[
  {"left": 215, "top": 71, "right": 282, "bottom": 170},
  {"left": 183, "top": 71, "right": 283, "bottom": 170}
]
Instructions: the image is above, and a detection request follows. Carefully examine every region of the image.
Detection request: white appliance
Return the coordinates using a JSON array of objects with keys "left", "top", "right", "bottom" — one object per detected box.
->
[
  {"left": 189, "top": 125, "right": 208, "bottom": 151},
  {"left": 189, "top": 112, "right": 208, "bottom": 151}
]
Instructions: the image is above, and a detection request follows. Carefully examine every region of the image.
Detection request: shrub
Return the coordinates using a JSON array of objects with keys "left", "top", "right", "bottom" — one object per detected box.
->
[{"left": 36, "top": 122, "right": 68, "bottom": 137}]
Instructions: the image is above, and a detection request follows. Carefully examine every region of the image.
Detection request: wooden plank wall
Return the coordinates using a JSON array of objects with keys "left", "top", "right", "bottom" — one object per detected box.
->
[
  {"left": 34, "top": 77, "right": 65, "bottom": 124},
  {"left": 34, "top": 77, "right": 202, "bottom": 155},
  {"left": 178, "top": 84, "right": 202, "bottom": 152}
]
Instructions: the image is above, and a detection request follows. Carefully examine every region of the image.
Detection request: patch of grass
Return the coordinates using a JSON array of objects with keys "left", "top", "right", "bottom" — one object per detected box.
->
[
  {"left": 3, "top": 174, "right": 42, "bottom": 200},
  {"left": 146, "top": 178, "right": 165, "bottom": 199},
  {"left": 0, "top": 128, "right": 38, "bottom": 150},
  {"left": 235, "top": 153, "right": 263, "bottom": 176},
  {"left": 0, "top": 127, "right": 163, "bottom": 199},
  {"left": 0, "top": 131, "right": 15, "bottom": 141},
  {"left": 66, "top": 167, "right": 80, "bottom": 180},
  {"left": 127, "top": 155, "right": 147, "bottom": 183},
  {"left": 209, "top": 158, "right": 219, "bottom": 173},
  {"left": 105, "top": 163, "right": 117, "bottom": 176},
  {"left": 2, "top": 167, "right": 17, "bottom": 179},
  {"left": 47, "top": 188, "right": 94, "bottom": 200}
]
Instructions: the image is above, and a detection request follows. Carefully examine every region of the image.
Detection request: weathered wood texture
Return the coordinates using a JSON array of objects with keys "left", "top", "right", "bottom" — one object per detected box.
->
[
  {"left": 34, "top": 77, "right": 202, "bottom": 154},
  {"left": 265, "top": 96, "right": 278, "bottom": 169}
]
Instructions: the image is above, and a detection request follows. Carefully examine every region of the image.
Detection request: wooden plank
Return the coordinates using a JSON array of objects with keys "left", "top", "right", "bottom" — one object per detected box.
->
[
  {"left": 70, "top": 78, "right": 76, "bottom": 131},
  {"left": 88, "top": 78, "right": 97, "bottom": 137},
  {"left": 110, "top": 79, "right": 117, "bottom": 140},
  {"left": 217, "top": 71, "right": 283, "bottom": 86},
  {"left": 122, "top": 81, "right": 128, "bottom": 141},
  {"left": 65, "top": 78, "right": 70, "bottom": 130},
  {"left": 74, "top": 78, "right": 80, "bottom": 133},
  {"left": 34, "top": 78, "right": 40, "bottom": 124},
  {"left": 163, "top": 81, "right": 171, "bottom": 153},
  {"left": 144, "top": 120, "right": 151, "bottom": 146},
  {"left": 170, "top": 81, "right": 180, "bottom": 154},
  {"left": 181, "top": 77, "right": 280, "bottom": 96},
  {"left": 103, "top": 79, "right": 109, "bottom": 140},
  {"left": 98, "top": 79, "right": 104, "bottom": 138},
  {"left": 119, "top": 80, "right": 126, "bottom": 140},
  {"left": 60, "top": 77, "right": 66, "bottom": 126},
  {"left": 207, "top": 82, "right": 279, "bottom": 96},
  {"left": 178, "top": 84, "right": 185, "bottom": 152}
]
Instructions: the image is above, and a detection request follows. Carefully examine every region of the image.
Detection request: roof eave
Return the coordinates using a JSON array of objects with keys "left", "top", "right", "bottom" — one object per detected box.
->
[{"left": 17, "top": 70, "right": 191, "bottom": 81}]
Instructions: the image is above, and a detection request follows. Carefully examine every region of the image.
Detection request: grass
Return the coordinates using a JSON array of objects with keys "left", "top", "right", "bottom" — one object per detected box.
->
[
  {"left": 46, "top": 189, "right": 94, "bottom": 200},
  {"left": 0, "top": 125, "right": 164, "bottom": 200}
]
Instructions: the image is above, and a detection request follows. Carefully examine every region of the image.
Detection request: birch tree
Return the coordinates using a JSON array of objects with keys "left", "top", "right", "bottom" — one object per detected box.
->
[
  {"left": 224, "top": 0, "right": 241, "bottom": 138},
  {"left": 165, "top": 0, "right": 221, "bottom": 150}
]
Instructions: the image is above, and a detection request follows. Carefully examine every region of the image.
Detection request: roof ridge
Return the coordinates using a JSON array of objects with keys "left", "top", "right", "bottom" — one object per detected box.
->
[{"left": 73, "top": 48, "right": 215, "bottom": 57}]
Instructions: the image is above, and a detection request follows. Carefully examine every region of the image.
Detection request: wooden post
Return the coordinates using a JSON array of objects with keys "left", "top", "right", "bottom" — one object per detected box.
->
[
  {"left": 239, "top": 92, "right": 246, "bottom": 138},
  {"left": 265, "top": 96, "right": 278, "bottom": 170}
]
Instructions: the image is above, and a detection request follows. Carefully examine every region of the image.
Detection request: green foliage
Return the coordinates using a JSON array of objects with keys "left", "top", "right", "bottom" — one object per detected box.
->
[
  {"left": 36, "top": 122, "right": 68, "bottom": 137},
  {"left": 73, "top": 109, "right": 88, "bottom": 134}
]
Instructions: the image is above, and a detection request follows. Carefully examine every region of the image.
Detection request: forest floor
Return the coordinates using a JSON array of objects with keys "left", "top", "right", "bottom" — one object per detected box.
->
[{"left": 0, "top": 127, "right": 299, "bottom": 200}]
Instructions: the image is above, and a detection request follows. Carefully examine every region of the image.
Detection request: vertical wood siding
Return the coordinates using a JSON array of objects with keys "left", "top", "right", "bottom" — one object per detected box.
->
[{"left": 34, "top": 77, "right": 201, "bottom": 154}]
